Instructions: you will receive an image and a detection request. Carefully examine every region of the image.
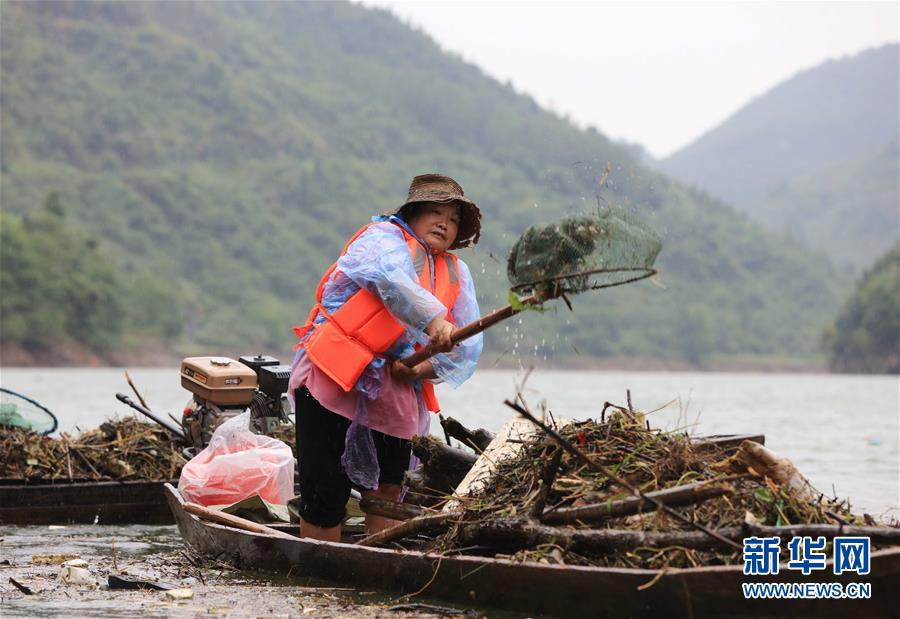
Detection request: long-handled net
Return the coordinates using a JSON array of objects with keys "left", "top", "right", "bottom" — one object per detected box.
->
[
  {"left": 402, "top": 207, "right": 661, "bottom": 367},
  {"left": 0, "top": 388, "right": 59, "bottom": 435},
  {"left": 507, "top": 208, "right": 661, "bottom": 297}
]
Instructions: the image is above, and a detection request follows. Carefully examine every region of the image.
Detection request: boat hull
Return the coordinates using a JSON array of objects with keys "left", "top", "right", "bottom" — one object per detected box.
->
[
  {"left": 164, "top": 484, "right": 899, "bottom": 617},
  {"left": 1, "top": 479, "right": 176, "bottom": 525}
]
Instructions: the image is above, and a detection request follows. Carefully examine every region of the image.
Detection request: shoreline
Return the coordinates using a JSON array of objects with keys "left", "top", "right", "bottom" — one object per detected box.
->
[{"left": 0, "top": 344, "right": 837, "bottom": 374}]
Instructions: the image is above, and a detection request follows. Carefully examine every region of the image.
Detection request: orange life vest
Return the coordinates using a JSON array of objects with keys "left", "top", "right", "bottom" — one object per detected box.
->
[{"left": 292, "top": 221, "right": 461, "bottom": 412}]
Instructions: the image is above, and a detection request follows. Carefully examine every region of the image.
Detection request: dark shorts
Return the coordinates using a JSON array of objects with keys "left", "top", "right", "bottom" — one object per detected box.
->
[{"left": 294, "top": 387, "right": 412, "bottom": 528}]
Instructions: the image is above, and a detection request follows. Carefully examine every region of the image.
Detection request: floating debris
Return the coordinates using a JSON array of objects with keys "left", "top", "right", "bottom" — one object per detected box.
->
[
  {"left": 32, "top": 554, "right": 80, "bottom": 565},
  {"left": 394, "top": 400, "right": 895, "bottom": 571},
  {"left": 58, "top": 559, "right": 95, "bottom": 587},
  {"left": 107, "top": 574, "right": 177, "bottom": 591},
  {"left": 9, "top": 577, "right": 34, "bottom": 595},
  {"left": 1, "top": 417, "right": 187, "bottom": 481},
  {"left": 165, "top": 587, "right": 194, "bottom": 600}
]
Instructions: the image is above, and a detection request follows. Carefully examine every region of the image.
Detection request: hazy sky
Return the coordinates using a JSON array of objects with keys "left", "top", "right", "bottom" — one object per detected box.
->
[{"left": 366, "top": 1, "right": 899, "bottom": 158}]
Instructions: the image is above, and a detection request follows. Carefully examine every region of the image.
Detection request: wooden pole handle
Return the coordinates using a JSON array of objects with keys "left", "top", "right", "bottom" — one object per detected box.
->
[
  {"left": 183, "top": 502, "right": 298, "bottom": 541},
  {"left": 401, "top": 293, "right": 541, "bottom": 367}
]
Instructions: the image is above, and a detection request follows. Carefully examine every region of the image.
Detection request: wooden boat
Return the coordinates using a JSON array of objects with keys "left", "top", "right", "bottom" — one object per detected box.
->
[
  {"left": 0, "top": 478, "right": 177, "bottom": 525},
  {"left": 165, "top": 484, "right": 900, "bottom": 617}
]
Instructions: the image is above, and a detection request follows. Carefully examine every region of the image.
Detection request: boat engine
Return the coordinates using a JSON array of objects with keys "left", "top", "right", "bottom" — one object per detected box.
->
[{"left": 180, "top": 355, "right": 292, "bottom": 450}]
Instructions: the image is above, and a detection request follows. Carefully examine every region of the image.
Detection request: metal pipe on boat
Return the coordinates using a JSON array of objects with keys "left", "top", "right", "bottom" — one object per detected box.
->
[{"left": 115, "top": 393, "right": 187, "bottom": 441}]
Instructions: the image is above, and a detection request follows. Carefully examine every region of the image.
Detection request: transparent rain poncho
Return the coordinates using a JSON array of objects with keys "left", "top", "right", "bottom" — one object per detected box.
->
[{"left": 290, "top": 215, "right": 482, "bottom": 489}]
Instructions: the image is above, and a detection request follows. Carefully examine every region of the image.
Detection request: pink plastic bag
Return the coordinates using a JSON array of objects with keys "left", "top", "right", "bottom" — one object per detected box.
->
[{"left": 178, "top": 412, "right": 294, "bottom": 507}]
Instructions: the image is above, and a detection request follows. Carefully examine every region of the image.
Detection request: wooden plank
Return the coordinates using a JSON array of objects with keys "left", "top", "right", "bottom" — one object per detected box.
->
[
  {"left": 443, "top": 417, "right": 535, "bottom": 511},
  {"left": 445, "top": 416, "right": 572, "bottom": 511}
]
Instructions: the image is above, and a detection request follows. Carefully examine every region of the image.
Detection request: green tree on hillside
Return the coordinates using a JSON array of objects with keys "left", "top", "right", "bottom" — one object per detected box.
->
[
  {"left": 822, "top": 246, "right": 900, "bottom": 374},
  {"left": 1, "top": 192, "right": 124, "bottom": 351},
  {"left": 1, "top": 191, "right": 185, "bottom": 356}
]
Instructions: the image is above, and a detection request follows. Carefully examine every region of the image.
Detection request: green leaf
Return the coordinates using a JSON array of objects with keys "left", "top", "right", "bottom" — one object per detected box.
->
[
  {"left": 508, "top": 289, "right": 525, "bottom": 311},
  {"left": 754, "top": 487, "right": 774, "bottom": 503},
  {"left": 508, "top": 289, "right": 548, "bottom": 314}
]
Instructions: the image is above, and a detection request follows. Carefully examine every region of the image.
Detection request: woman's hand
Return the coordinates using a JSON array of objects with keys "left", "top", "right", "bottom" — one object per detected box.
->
[
  {"left": 391, "top": 360, "right": 437, "bottom": 382},
  {"left": 425, "top": 316, "right": 455, "bottom": 353}
]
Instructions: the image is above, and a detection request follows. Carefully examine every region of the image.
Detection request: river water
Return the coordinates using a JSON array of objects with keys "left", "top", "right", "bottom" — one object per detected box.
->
[
  {"left": 3, "top": 367, "right": 897, "bottom": 516},
  {"left": 1, "top": 367, "right": 898, "bottom": 617}
]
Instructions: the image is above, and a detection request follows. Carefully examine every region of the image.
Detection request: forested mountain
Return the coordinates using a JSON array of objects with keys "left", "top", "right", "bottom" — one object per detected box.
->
[
  {"left": 0, "top": 1, "right": 846, "bottom": 367},
  {"left": 749, "top": 142, "right": 899, "bottom": 270},
  {"left": 660, "top": 45, "right": 899, "bottom": 270},
  {"left": 823, "top": 246, "right": 900, "bottom": 374}
]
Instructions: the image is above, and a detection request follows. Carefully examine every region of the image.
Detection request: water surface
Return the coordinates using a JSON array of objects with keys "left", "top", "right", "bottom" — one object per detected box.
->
[{"left": 2, "top": 367, "right": 897, "bottom": 516}]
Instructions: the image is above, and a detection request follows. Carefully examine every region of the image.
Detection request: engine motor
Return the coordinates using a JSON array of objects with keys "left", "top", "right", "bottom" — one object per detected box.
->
[{"left": 180, "top": 355, "right": 292, "bottom": 449}]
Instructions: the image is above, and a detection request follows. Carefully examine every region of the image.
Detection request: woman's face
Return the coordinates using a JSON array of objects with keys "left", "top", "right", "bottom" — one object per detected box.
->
[{"left": 408, "top": 202, "right": 460, "bottom": 253}]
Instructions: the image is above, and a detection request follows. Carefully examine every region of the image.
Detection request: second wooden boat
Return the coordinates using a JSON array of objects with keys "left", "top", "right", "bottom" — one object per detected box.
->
[{"left": 0, "top": 479, "right": 177, "bottom": 525}]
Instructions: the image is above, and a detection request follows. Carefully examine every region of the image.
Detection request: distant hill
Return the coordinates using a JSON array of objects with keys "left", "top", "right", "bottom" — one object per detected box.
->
[
  {"left": 662, "top": 45, "right": 899, "bottom": 206},
  {"left": 660, "top": 45, "right": 899, "bottom": 270},
  {"left": 0, "top": 1, "right": 847, "bottom": 367},
  {"left": 750, "top": 141, "right": 899, "bottom": 270}
]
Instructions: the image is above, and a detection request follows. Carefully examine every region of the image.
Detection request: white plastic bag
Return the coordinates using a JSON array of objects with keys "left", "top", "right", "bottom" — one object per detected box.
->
[{"left": 178, "top": 412, "right": 294, "bottom": 507}]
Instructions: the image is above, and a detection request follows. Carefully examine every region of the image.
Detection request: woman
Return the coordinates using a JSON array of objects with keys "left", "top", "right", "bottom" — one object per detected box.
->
[{"left": 289, "top": 173, "right": 483, "bottom": 541}]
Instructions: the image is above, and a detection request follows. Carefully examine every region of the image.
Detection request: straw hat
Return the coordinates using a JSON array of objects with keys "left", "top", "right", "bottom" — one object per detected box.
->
[{"left": 395, "top": 173, "right": 481, "bottom": 249}]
